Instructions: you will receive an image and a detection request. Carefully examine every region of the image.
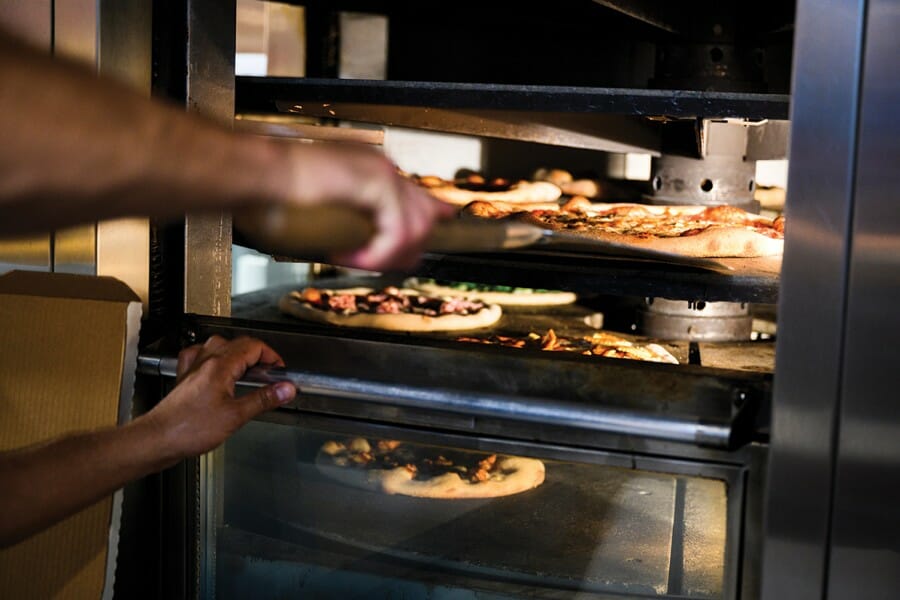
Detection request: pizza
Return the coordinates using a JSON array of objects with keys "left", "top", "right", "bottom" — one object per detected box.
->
[
  {"left": 403, "top": 277, "right": 577, "bottom": 306},
  {"left": 457, "top": 328, "right": 679, "bottom": 364},
  {"left": 410, "top": 172, "right": 562, "bottom": 206},
  {"left": 464, "top": 200, "right": 785, "bottom": 258},
  {"left": 278, "top": 286, "right": 502, "bottom": 331},
  {"left": 316, "top": 437, "right": 546, "bottom": 499}
]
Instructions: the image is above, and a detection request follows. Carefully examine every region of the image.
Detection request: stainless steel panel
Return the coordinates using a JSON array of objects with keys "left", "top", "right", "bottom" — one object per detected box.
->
[
  {"left": 761, "top": 0, "right": 867, "bottom": 597},
  {"left": 0, "top": 0, "right": 51, "bottom": 48},
  {"left": 53, "top": 224, "right": 97, "bottom": 275},
  {"left": 97, "top": 0, "right": 152, "bottom": 92},
  {"left": 0, "top": 3, "right": 52, "bottom": 273},
  {"left": 51, "top": 1, "right": 152, "bottom": 306},
  {"left": 54, "top": 0, "right": 97, "bottom": 64},
  {"left": 745, "top": 120, "right": 790, "bottom": 161},
  {"left": 50, "top": 1, "right": 99, "bottom": 276},
  {"left": 184, "top": 0, "right": 236, "bottom": 317},
  {"left": 185, "top": 214, "right": 233, "bottom": 317},
  {"left": 826, "top": 0, "right": 900, "bottom": 595},
  {"left": 0, "top": 235, "right": 51, "bottom": 274},
  {"left": 97, "top": 218, "right": 150, "bottom": 315},
  {"left": 185, "top": 4, "right": 237, "bottom": 598},
  {"left": 92, "top": 2, "right": 152, "bottom": 306}
]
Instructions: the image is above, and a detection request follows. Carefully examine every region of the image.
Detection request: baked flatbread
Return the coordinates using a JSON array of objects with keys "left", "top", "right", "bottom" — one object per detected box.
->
[
  {"left": 316, "top": 438, "right": 546, "bottom": 499},
  {"left": 403, "top": 277, "right": 577, "bottom": 307},
  {"left": 279, "top": 286, "right": 502, "bottom": 332}
]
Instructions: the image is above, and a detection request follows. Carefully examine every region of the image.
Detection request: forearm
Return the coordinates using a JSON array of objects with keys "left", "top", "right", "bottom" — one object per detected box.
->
[
  {"left": 0, "top": 29, "right": 293, "bottom": 236},
  {"left": 0, "top": 415, "right": 178, "bottom": 547}
]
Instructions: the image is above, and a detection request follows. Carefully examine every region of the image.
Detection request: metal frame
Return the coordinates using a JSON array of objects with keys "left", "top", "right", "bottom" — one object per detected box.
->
[
  {"left": 761, "top": 0, "right": 899, "bottom": 596},
  {"left": 824, "top": 0, "right": 900, "bottom": 594},
  {"left": 183, "top": 0, "right": 236, "bottom": 318},
  {"left": 154, "top": 0, "right": 897, "bottom": 597},
  {"left": 237, "top": 76, "right": 791, "bottom": 120},
  {"left": 180, "top": 4, "right": 238, "bottom": 599}
]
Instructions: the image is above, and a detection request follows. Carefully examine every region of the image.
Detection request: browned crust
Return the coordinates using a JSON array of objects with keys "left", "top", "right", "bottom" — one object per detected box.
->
[
  {"left": 533, "top": 221, "right": 784, "bottom": 257},
  {"left": 278, "top": 290, "right": 503, "bottom": 332},
  {"left": 315, "top": 443, "right": 546, "bottom": 499},
  {"left": 465, "top": 204, "right": 784, "bottom": 258},
  {"left": 428, "top": 181, "right": 562, "bottom": 206}
]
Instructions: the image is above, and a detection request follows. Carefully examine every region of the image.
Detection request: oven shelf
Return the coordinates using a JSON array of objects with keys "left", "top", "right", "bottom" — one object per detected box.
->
[
  {"left": 237, "top": 77, "right": 790, "bottom": 121},
  {"left": 185, "top": 311, "right": 771, "bottom": 454},
  {"left": 414, "top": 251, "right": 781, "bottom": 304},
  {"left": 236, "top": 78, "right": 788, "bottom": 152}
]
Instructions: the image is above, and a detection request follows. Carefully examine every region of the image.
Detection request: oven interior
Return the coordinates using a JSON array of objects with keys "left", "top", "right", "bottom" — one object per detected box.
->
[{"left": 135, "top": 1, "right": 794, "bottom": 598}]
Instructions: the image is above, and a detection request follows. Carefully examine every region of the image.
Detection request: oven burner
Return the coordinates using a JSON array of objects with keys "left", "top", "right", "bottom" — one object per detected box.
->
[
  {"left": 648, "top": 153, "right": 758, "bottom": 211},
  {"left": 640, "top": 298, "right": 752, "bottom": 342}
]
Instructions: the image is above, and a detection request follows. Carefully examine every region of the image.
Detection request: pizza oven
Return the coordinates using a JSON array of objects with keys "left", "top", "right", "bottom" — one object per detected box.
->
[{"left": 32, "top": 0, "right": 890, "bottom": 598}]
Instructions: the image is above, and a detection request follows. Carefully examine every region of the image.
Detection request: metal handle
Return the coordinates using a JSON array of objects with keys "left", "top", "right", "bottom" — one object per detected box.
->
[{"left": 137, "top": 354, "right": 732, "bottom": 448}]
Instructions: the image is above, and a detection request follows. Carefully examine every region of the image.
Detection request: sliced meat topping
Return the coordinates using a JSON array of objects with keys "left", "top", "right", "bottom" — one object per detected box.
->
[{"left": 300, "top": 287, "right": 488, "bottom": 316}]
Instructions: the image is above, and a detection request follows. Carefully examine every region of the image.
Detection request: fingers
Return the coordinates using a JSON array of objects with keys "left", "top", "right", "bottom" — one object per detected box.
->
[
  {"left": 176, "top": 345, "right": 203, "bottom": 381},
  {"left": 335, "top": 181, "right": 447, "bottom": 272},
  {"left": 236, "top": 382, "right": 296, "bottom": 422},
  {"left": 179, "top": 335, "right": 285, "bottom": 385},
  {"left": 286, "top": 142, "right": 458, "bottom": 272},
  {"left": 217, "top": 336, "right": 286, "bottom": 383}
]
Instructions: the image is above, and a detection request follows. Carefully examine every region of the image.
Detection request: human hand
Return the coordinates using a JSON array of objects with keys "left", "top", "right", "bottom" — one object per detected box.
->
[
  {"left": 145, "top": 335, "right": 296, "bottom": 459},
  {"left": 282, "top": 141, "right": 456, "bottom": 271}
]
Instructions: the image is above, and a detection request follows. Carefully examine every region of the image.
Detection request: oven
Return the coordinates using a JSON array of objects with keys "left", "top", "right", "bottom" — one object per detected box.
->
[{"left": 4, "top": 0, "right": 891, "bottom": 598}]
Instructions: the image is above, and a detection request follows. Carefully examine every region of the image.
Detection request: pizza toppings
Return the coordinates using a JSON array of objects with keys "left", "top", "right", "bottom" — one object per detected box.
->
[
  {"left": 292, "top": 286, "right": 490, "bottom": 318},
  {"left": 457, "top": 328, "right": 679, "bottom": 364},
  {"left": 407, "top": 172, "right": 563, "bottom": 206},
  {"left": 280, "top": 286, "right": 504, "bottom": 331},
  {"left": 521, "top": 203, "right": 784, "bottom": 240},
  {"left": 403, "top": 277, "right": 578, "bottom": 307},
  {"left": 409, "top": 278, "right": 559, "bottom": 295},
  {"left": 316, "top": 437, "right": 546, "bottom": 498},
  {"left": 322, "top": 438, "right": 502, "bottom": 482},
  {"left": 462, "top": 200, "right": 785, "bottom": 257}
]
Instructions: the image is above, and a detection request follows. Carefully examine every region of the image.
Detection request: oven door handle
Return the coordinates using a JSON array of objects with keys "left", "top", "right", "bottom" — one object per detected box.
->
[{"left": 137, "top": 354, "right": 735, "bottom": 449}]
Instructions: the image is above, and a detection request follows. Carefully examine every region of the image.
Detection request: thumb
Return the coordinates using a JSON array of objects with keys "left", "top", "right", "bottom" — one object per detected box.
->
[{"left": 238, "top": 382, "right": 296, "bottom": 421}]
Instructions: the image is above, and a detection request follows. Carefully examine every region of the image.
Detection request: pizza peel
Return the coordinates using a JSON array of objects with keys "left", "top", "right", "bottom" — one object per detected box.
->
[{"left": 234, "top": 205, "right": 735, "bottom": 273}]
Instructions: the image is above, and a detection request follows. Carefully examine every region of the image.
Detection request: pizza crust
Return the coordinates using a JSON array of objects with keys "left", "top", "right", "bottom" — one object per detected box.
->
[
  {"left": 471, "top": 202, "right": 784, "bottom": 258},
  {"left": 427, "top": 180, "right": 562, "bottom": 206},
  {"left": 540, "top": 224, "right": 785, "bottom": 258},
  {"left": 278, "top": 288, "right": 502, "bottom": 332},
  {"left": 315, "top": 444, "right": 546, "bottom": 499},
  {"left": 403, "top": 277, "right": 577, "bottom": 307}
]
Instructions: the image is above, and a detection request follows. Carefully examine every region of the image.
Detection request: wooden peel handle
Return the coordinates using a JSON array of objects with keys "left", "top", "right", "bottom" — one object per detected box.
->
[
  {"left": 233, "top": 205, "right": 543, "bottom": 259},
  {"left": 234, "top": 205, "right": 375, "bottom": 257}
]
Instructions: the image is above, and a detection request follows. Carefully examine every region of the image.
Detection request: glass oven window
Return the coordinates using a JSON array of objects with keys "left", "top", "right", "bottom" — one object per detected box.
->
[{"left": 212, "top": 420, "right": 731, "bottom": 599}]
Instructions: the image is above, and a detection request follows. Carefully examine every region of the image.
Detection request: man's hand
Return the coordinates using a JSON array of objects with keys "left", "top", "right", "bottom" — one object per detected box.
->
[
  {"left": 145, "top": 335, "right": 297, "bottom": 459},
  {"left": 0, "top": 335, "right": 294, "bottom": 547},
  {"left": 279, "top": 141, "right": 456, "bottom": 272},
  {"left": 0, "top": 29, "right": 452, "bottom": 273}
]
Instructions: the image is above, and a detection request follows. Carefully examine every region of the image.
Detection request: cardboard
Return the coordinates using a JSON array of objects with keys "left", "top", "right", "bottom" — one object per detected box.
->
[{"left": 0, "top": 271, "right": 142, "bottom": 600}]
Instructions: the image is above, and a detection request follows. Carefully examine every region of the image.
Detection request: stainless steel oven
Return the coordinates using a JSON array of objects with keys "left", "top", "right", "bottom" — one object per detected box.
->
[{"left": 4, "top": 0, "right": 887, "bottom": 598}]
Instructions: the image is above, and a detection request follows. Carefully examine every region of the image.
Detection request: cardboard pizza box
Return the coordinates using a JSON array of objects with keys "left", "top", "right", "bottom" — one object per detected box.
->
[{"left": 0, "top": 270, "right": 142, "bottom": 600}]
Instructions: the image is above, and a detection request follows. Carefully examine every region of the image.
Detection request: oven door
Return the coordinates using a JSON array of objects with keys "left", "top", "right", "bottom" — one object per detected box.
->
[
  {"left": 206, "top": 414, "right": 743, "bottom": 599},
  {"left": 155, "top": 316, "right": 768, "bottom": 599}
]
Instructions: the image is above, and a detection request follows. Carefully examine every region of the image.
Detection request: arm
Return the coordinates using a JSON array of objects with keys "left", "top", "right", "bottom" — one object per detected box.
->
[
  {"left": 0, "top": 29, "right": 451, "bottom": 270},
  {"left": 0, "top": 335, "right": 294, "bottom": 548}
]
